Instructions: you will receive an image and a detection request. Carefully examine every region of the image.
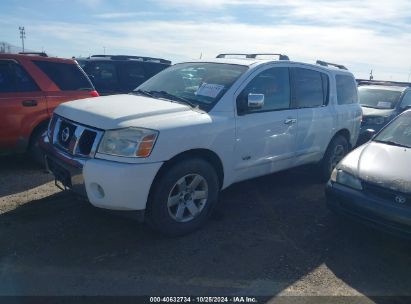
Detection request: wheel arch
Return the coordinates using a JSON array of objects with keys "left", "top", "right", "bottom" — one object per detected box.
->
[
  {"left": 151, "top": 148, "right": 225, "bottom": 192},
  {"left": 29, "top": 119, "right": 50, "bottom": 147},
  {"left": 333, "top": 128, "right": 351, "bottom": 149}
]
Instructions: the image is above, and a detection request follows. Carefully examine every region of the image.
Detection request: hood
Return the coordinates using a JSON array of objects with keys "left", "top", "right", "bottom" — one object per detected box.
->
[
  {"left": 54, "top": 94, "right": 195, "bottom": 130},
  {"left": 361, "top": 106, "right": 395, "bottom": 117},
  {"left": 339, "top": 142, "right": 411, "bottom": 193}
]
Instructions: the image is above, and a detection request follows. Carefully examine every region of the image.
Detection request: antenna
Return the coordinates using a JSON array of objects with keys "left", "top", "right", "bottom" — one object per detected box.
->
[{"left": 19, "top": 26, "right": 26, "bottom": 52}]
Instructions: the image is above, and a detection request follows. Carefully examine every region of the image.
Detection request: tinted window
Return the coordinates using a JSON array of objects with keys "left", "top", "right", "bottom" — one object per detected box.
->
[
  {"left": 0, "top": 63, "right": 15, "bottom": 93},
  {"left": 400, "top": 91, "right": 411, "bottom": 109},
  {"left": 358, "top": 87, "right": 401, "bottom": 109},
  {"left": 292, "top": 68, "right": 326, "bottom": 108},
  {"left": 33, "top": 60, "right": 93, "bottom": 91},
  {"left": 336, "top": 75, "right": 358, "bottom": 105},
  {"left": 143, "top": 62, "right": 169, "bottom": 77},
  {"left": 119, "top": 62, "right": 147, "bottom": 91},
  {"left": 12, "top": 63, "right": 39, "bottom": 92},
  {"left": 84, "top": 61, "right": 119, "bottom": 93},
  {"left": 237, "top": 67, "right": 290, "bottom": 113}
]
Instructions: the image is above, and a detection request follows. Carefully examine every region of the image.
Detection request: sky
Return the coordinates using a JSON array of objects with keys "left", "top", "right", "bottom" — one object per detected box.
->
[{"left": 1, "top": 0, "right": 411, "bottom": 81}]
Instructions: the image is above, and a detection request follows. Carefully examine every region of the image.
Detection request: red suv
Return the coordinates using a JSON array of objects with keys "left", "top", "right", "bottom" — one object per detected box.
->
[{"left": 0, "top": 53, "right": 98, "bottom": 162}]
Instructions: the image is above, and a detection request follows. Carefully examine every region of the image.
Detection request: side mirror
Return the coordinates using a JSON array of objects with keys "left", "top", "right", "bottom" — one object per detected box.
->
[
  {"left": 248, "top": 93, "right": 265, "bottom": 109},
  {"left": 365, "top": 128, "right": 376, "bottom": 141}
]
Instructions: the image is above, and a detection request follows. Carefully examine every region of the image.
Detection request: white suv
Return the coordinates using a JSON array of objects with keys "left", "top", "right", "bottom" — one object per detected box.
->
[{"left": 42, "top": 54, "right": 362, "bottom": 235}]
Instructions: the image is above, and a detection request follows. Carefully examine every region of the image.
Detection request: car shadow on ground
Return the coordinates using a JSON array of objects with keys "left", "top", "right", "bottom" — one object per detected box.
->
[
  {"left": 0, "top": 166, "right": 411, "bottom": 299},
  {"left": 0, "top": 155, "right": 52, "bottom": 197}
]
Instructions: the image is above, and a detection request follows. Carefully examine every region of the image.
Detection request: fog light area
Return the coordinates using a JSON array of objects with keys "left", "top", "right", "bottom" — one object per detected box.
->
[{"left": 90, "top": 183, "right": 105, "bottom": 199}]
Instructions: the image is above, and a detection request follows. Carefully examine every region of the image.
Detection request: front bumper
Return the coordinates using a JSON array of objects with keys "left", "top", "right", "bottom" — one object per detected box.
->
[
  {"left": 41, "top": 135, "right": 163, "bottom": 211},
  {"left": 326, "top": 182, "right": 411, "bottom": 238}
]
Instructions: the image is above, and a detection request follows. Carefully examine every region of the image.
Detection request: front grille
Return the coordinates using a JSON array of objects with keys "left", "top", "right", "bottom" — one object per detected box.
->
[
  {"left": 78, "top": 130, "right": 97, "bottom": 155},
  {"left": 363, "top": 182, "right": 411, "bottom": 206},
  {"left": 50, "top": 115, "right": 103, "bottom": 157}
]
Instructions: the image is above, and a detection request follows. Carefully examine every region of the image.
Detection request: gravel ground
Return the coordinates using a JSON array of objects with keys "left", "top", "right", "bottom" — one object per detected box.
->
[{"left": 1, "top": 155, "right": 411, "bottom": 302}]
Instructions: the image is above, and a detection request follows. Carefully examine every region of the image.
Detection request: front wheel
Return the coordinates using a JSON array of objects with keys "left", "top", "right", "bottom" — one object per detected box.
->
[
  {"left": 319, "top": 135, "right": 348, "bottom": 182},
  {"left": 147, "top": 158, "right": 219, "bottom": 236},
  {"left": 28, "top": 127, "right": 47, "bottom": 167}
]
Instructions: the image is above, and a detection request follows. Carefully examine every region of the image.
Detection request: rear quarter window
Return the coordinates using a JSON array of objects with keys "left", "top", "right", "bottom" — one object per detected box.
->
[
  {"left": 33, "top": 60, "right": 94, "bottom": 91},
  {"left": 336, "top": 75, "right": 358, "bottom": 105}
]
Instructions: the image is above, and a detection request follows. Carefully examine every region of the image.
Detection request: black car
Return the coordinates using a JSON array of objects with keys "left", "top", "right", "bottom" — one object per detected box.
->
[
  {"left": 356, "top": 79, "right": 411, "bottom": 145},
  {"left": 76, "top": 55, "right": 171, "bottom": 95},
  {"left": 326, "top": 109, "right": 411, "bottom": 238}
]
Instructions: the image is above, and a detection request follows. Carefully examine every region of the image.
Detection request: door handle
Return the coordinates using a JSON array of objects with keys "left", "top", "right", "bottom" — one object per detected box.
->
[
  {"left": 22, "top": 100, "right": 38, "bottom": 107},
  {"left": 284, "top": 118, "right": 297, "bottom": 125}
]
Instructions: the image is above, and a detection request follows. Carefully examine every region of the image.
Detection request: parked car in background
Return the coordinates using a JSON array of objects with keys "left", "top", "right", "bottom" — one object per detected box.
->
[
  {"left": 327, "top": 109, "right": 411, "bottom": 238},
  {"left": 356, "top": 80, "right": 411, "bottom": 145},
  {"left": 0, "top": 52, "right": 98, "bottom": 162},
  {"left": 76, "top": 55, "right": 171, "bottom": 96},
  {"left": 42, "top": 54, "right": 361, "bottom": 236}
]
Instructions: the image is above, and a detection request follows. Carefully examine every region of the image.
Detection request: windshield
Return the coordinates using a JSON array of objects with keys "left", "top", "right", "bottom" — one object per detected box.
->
[
  {"left": 358, "top": 87, "right": 402, "bottom": 109},
  {"left": 134, "top": 62, "right": 248, "bottom": 111},
  {"left": 374, "top": 111, "right": 411, "bottom": 148}
]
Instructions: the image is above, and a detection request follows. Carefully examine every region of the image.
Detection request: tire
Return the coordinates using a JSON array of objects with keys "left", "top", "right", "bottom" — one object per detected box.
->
[
  {"left": 28, "top": 127, "right": 47, "bottom": 167},
  {"left": 147, "top": 158, "right": 219, "bottom": 237},
  {"left": 319, "top": 135, "right": 349, "bottom": 182}
]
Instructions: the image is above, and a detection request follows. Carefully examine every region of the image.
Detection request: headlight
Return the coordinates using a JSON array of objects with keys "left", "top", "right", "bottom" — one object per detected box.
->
[
  {"left": 331, "top": 169, "right": 362, "bottom": 190},
  {"left": 98, "top": 127, "right": 159, "bottom": 157}
]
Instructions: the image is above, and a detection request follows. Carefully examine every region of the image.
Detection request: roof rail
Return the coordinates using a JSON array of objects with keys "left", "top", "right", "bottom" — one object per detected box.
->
[
  {"left": 19, "top": 52, "right": 48, "bottom": 57},
  {"left": 89, "top": 54, "right": 171, "bottom": 64},
  {"left": 356, "top": 79, "right": 411, "bottom": 87},
  {"left": 316, "top": 60, "right": 347, "bottom": 70},
  {"left": 216, "top": 53, "right": 289, "bottom": 60}
]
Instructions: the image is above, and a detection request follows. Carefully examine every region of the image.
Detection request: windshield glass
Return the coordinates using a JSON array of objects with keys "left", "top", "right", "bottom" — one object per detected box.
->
[
  {"left": 358, "top": 87, "right": 402, "bottom": 109},
  {"left": 374, "top": 111, "right": 411, "bottom": 148},
  {"left": 135, "top": 62, "right": 248, "bottom": 111}
]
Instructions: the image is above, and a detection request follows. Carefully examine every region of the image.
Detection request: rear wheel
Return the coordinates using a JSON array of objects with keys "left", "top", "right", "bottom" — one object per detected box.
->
[
  {"left": 147, "top": 158, "right": 219, "bottom": 236},
  {"left": 319, "top": 135, "right": 348, "bottom": 182}
]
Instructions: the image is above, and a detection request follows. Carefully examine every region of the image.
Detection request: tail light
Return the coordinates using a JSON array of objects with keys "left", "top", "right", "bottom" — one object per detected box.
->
[{"left": 90, "top": 90, "right": 99, "bottom": 97}]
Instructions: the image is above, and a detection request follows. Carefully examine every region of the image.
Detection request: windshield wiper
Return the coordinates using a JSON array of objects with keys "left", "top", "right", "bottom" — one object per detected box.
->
[
  {"left": 132, "top": 89, "right": 155, "bottom": 98},
  {"left": 373, "top": 139, "right": 410, "bottom": 148},
  {"left": 149, "top": 90, "right": 197, "bottom": 108}
]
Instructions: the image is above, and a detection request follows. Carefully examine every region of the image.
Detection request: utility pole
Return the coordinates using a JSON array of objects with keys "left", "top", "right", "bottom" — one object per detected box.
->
[
  {"left": 369, "top": 69, "right": 374, "bottom": 80},
  {"left": 103, "top": 46, "right": 106, "bottom": 55},
  {"left": 19, "top": 26, "right": 26, "bottom": 52},
  {"left": 408, "top": 67, "right": 411, "bottom": 83}
]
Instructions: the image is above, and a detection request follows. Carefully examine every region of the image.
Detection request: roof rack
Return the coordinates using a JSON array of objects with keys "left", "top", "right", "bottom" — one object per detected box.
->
[
  {"left": 316, "top": 60, "right": 347, "bottom": 70},
  {"left": 216, "top": 53, "right": 290, "bottom": 60},
  {"left": 19, "top": 52, "right": 48, "bottom": 57},
  {"left": 89, "top": 54, "right": 171, "bottom": 64},
  {"left": 356, "top": 79, "right": 411, "bottom": 87}
]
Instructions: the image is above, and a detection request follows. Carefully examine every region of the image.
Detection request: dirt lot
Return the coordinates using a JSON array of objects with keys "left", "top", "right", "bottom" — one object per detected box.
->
[{"left": 1, "top": 155, "right": 411, "bottom": 302}]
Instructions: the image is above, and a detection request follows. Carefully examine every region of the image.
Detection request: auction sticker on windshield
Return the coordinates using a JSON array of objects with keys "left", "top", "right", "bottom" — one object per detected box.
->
[{"left": 196, "top": 83, "right": 225, "bottom": 98}]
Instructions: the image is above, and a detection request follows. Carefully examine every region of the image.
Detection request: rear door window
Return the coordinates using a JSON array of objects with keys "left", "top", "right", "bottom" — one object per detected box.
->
[
  {"left": 12, "top": 63, "right": 40, "bottom": 92},
  {"left": 33, "top": 60, "right": 93, "bottom": 91},
  {"left": 0, "top": 62, "right": 16, "bottom": 93},
  {"left": 336, "top": 75, "right": 358, "bottom": 105},
  {"left": 291, "top": 68, "right": 327, "bottom": 108}
]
